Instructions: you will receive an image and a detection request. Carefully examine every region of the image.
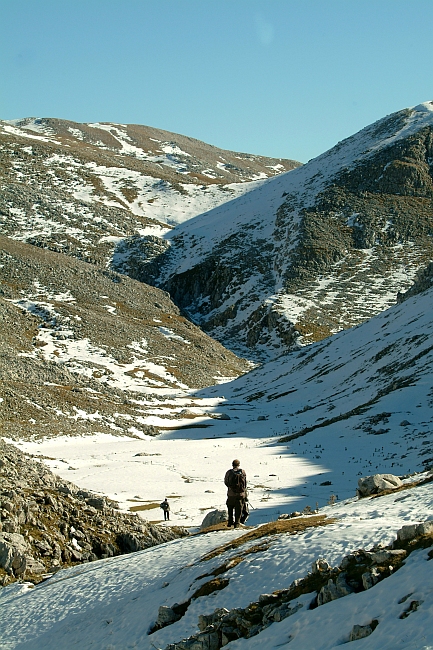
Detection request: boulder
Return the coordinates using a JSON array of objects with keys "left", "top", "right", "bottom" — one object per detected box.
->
[
  {"left": 194, "top": 630, "right": 219, "bottom": 649},
  {"left": 85, "top": 497, "right": 106, "bottom": 511},
  {"left": 357, "top": 474, "right": 402, "bottom": 497},
  {"left": 312, "top": 558, "right": 331, "bottom": 574},
  {"left": 198, "top": 608, "right": 229, "bottom": 632},
  {"left": 349, "top": 622, "right": 377, "bottom": 641},
  {"left": 417, "top": 520, "right": 433, "bottom": 536},
  {"left": 157, "top": 605, "right": 179, "bottom": 626},
  {"left": 397, "top": 520, "right": 433, "bottom": 542},
  {"left": 0, "top": 533, "right": 45, "bottom": 577},
  {"left": 271, "top": 602, "right": 303, "bottom": 622},
  {"left": 21, "top": 555, "right": 46, "bottom": 576},
  {"left": 200, "top": 510, "right": 228, "bottom": 530},
  {"left": 369, "top": 549, "right": 406, "bottom": 564},
  {"left": 362, "top": 569, "right": 380, "bottom": 590},
  {"left": 317, "top": 573, "right": 353, "bottom": 606},
  {"left": 206, "top": 412, "right": 231, "bottom": 420},
  {"left": 0, "top": 533, "right": 29, "bottom": 573}
]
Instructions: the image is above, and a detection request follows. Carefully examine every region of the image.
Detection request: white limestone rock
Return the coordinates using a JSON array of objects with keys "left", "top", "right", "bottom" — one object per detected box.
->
[
  {"left": 357, "top": 474, "right": 402, "bottom": 497},
  {"left": 200, "top": 510, "right": 228, "bottom": 530}
]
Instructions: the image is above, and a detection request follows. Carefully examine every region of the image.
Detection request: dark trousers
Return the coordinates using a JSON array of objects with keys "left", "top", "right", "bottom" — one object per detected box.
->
[
  {"left": 226, "top": 496, "right": 244, "bottom": 525},
  {"left": 164, "top": 511, "right": 169, "bottom": 520}
]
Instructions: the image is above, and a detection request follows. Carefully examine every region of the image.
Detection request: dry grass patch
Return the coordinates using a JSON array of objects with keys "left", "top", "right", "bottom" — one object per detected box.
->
[
  {"left": 196, "top": 542, "right": 271, "bottom": 581},
  {"left": 120, "top": 186, "right": 139, "bottom": 203},
  {"left": 191, "top": 576, "right": 230, "bottom": 600},
  {"left": 198, "top": 522, "right": 234, "bottom": 534},
  {"left": 200, "top": 515, "right": 334, "bottom": 562},
  {"left": 129, "top": 502, "right": 160, "bottom": 512}
]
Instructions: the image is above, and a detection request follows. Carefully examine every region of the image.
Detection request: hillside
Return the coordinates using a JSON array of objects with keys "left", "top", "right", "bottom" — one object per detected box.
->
[
  {"left": 2, "top": 106, "right": 433, "bottom": 648},
  {"left": 0, "top": 236, "right": 250, "bottom": 441},
  {"left": 0, "top": 117, "right": 299, "bottom": 269},
  {"left": 2, "top": 276, "right": 433, "bottom": 649},
  {"left": 2, "top": 482, "right": 433, "bottom": 649},
  {"left": 12, "top": 281, "right": 433, "bottom": 525},
  {"left": 131, "top": 102, "right": 433, "bottom": 359}
]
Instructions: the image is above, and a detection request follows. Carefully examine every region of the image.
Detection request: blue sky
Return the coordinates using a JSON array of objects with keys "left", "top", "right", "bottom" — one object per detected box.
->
[{"left": 2, "top": 0, "right": 433, "bottom": 162}]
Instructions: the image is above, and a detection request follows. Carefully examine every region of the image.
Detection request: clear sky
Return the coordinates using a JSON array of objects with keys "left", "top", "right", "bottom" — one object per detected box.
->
[{"left": 2, "top": 0, "right": 433, "bottom": 163}]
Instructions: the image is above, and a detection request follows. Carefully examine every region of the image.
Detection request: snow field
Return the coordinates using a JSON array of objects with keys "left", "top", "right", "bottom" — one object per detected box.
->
[
  {"left": 15, "top": 433, "right": 324, "bottom": 526},
  {"left": 1, "top": 481, "right": 433, "bottom": 649}
]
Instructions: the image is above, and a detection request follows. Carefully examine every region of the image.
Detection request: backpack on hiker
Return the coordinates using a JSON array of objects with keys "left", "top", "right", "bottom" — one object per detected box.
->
[{"left": 228, "top": 468, "right": 246, "bottom": 494}]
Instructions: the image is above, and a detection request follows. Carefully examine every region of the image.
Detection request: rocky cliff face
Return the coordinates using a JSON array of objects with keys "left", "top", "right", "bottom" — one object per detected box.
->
[
  {"left": 132, "top": 104, "right": 433, "bottom": 359},
  {"left": 0, "top": 439, "right": 187, "bottom": 586},
  {"left": 397, "top": 261, "right": 433, "bottom": 302}
]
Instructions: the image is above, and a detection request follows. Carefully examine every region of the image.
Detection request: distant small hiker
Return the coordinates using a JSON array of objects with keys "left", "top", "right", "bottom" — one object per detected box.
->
[
  {"left": 160, "top": 498, "right": 170, "bottom": 521},
  {"left": 224, "top": 459, "right": 247, "bottom": 528}
]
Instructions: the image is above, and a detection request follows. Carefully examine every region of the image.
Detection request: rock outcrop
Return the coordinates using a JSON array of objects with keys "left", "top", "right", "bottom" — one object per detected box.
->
[
  {"left": 161, "top": 516, "right": 433, "bottom": 649},
  {"left": 398, "top": 260, "right": 433, "bottom": 301},
  {"left": 0, "top": 439, "right": 187, "bottom": 586},
  {"left": 349, "top": 621, "right": 379, "bottom": 642},
  {"left": 200, "top": 510, "right": 228, "bottom": 530}
]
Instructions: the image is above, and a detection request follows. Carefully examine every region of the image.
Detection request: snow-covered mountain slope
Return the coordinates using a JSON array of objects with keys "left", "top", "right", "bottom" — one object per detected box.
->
[
  {"left": 14, "top": 282, "right": 433, "bottom": 526},
  {"left": 0, "top": 117, "right": 299, "bottom": 270},
  {"left": 2, "top": 205, "right": 433, "bottom": 649},
  {"left": 0, "top": 236, "right": 250, "bottom": 441},
  {"left": 2, "top": 476, "right": 433, "bottom": 649},
  {"left": 132, "top": 102, "right": 433, "bottom": 360}
]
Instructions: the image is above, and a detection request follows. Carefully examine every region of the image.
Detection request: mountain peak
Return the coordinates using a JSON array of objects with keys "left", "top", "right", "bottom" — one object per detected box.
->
[{"left": 128, "top": 102, "right": 433, "bottom": 359}]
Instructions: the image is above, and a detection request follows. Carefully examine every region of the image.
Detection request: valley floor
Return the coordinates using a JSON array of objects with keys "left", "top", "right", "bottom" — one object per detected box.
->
[{"left": 2, "top": 281, "right": 433, "bottom": 648}]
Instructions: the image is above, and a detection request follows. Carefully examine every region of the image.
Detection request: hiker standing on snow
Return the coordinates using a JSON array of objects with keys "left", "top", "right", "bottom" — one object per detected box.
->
[
  {"left": 160, "top": 498, "right": 170, "bottom": 521},
  {"left": 224, "top": 459, "right": 246, "bottom": 528}
]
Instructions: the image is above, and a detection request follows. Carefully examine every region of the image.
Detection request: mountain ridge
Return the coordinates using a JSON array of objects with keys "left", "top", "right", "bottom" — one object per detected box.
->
[{"left": 129, "top": 102, "right": 433, "bottom": 359}]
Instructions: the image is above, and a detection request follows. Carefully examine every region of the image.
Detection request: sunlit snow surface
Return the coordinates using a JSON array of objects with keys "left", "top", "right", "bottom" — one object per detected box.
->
[
  {"left": 2, "top": 284, "right": 433, "bottom": 647},
  {"left": 1, "top": 484, "right": 433, "bottom": 649},
  {"left": 11, "top": 284, "right": 433, "bottom": 524},
  {"left": 13, "top": 433, "right": 324, "bottom": 526}
]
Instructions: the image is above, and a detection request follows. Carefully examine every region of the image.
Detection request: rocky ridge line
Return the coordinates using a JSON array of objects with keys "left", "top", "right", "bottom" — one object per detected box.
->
[{"left": 133, "top": 105, "right": 433, "bottom": 359}]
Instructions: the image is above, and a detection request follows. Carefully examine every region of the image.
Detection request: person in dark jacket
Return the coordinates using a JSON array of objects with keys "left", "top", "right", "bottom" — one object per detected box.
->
[
  {"left": 224, "top": 459, "right": 246, "bottom": 528},
  {"left": 160, "top": 498, "right": 170, "bottom": 520}
]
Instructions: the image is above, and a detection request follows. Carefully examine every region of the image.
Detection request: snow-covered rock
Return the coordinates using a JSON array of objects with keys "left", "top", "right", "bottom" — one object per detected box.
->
[{"left": 357, "top": 474, "right": 403, "bottom": 497}]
